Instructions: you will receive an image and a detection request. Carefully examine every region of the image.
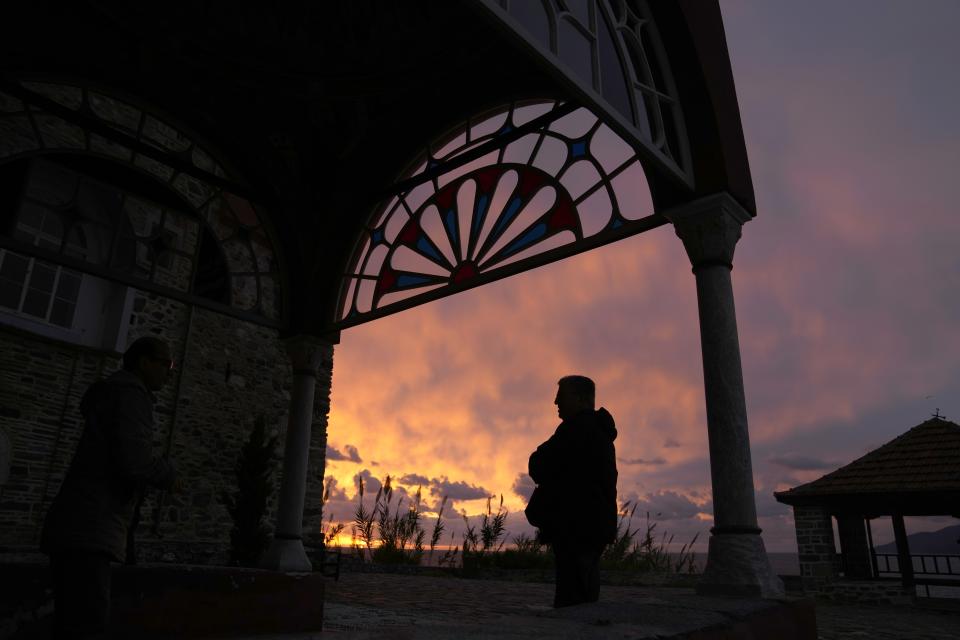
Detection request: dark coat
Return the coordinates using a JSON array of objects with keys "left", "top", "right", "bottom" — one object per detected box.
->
[
  {"left": 41, "top": 369, "right": 176, "bottom": 562},
  {"left": 527, "top": 407, "right": 618, "bottom": 546}
]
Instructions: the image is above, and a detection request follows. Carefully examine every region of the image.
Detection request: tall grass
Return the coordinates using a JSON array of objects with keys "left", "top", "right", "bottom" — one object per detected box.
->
[
  {"left": 334, "top": 473, "right": 700, "bottom": 574},
  {"left": 602, "top": 503, "right": 700, "bottom": 574},
  {"left": 351, "top": 475, "right": 426, "bottom": 565}
]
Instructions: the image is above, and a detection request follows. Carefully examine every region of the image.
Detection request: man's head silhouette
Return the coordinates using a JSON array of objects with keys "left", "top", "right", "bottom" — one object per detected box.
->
[{"left": 555, "top": 375, "right": 595, "bottom": 420}]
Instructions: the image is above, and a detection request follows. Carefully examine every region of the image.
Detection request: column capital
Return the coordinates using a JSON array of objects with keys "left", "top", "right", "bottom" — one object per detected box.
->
[
  {"left": 283, "top": 335, "right": 334, "bottom": 375},
  {"left": 661, "top": 193, "right": 752, "bottom": 271}
]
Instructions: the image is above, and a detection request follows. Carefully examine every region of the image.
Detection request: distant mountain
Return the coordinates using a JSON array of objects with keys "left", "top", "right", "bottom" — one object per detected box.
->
[{"left": 875, "top": 524, "right": 960, "bottom": 555}]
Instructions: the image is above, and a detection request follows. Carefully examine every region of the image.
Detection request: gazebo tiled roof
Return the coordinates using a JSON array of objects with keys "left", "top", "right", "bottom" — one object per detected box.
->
[{"left": 774, "top": 417, "right": 960, "bottom": 515}]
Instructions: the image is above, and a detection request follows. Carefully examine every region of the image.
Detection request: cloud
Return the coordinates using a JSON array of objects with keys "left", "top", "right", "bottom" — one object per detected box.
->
[
  {"left": 755, "top": 488, "right": 791, "bottom": 518},
  {"left": 619, "top": 457, "right": 667, "bottom": 466},
  {"left": 663, "top": 438, "right": 682, "bottom": 448},
  {"left": 322, "top": 475, "right": 348, "bottom": 502},
  {"left": 511, "top": 473, "right": 535, "bottom": 501},
  {"left": 625, "top": 490, "right": 708, "bottom": 522},
  {"left": 399, "top": 473, "right": 430, "bottom": 486},
  {"left": 352, "top": 469, "right": 382, "bottom": 496},
  {"left": 429, "top": 476, "right": 490, "bottom": 502},
  {"left": 768, "top": 453, "right": 836, "bottom": 471},
  {"left": 326, "top": 444, "right": 362, "bottom": 463}
]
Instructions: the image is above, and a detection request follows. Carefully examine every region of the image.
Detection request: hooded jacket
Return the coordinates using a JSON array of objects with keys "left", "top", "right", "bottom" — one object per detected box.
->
[
  {"left": 41, "top": 369, "right": 176, "bottom": 562},
  {"left": 527, "top": 407, "right": 618, "bottom": 546}
]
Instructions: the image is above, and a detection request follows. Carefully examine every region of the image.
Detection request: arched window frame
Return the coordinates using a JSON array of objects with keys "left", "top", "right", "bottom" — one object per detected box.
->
[
  {"left": 0, "top": 79, "right": 285, "bottom": 327},
  {"left": 477, "top": 0, "right": 692, "bottom": 185},
  {"left": 336, "top": 99, "right": 664, "bottom": 328}
]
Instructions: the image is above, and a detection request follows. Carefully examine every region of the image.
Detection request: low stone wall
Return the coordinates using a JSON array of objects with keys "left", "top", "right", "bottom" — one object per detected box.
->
[
  {"left": 816, "top": 579, "right": 912, "bottom": 605},
  {"left": 1, "top": 562, "right": 326, "bottom": 638}
]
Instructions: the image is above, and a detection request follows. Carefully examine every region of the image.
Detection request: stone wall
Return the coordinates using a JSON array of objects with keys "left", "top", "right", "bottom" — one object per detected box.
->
[
  {"left": 0, "top": 326, "right": 111, "bottom": 548},
  {"left": 0, "top": 288, "right": 332, "bottom": 566},
  {"left": 817, "top": 580, "right": 913, "bottom": 605},
  {"left": 793, "top": 505, "right": 839, "bottom": 591}
]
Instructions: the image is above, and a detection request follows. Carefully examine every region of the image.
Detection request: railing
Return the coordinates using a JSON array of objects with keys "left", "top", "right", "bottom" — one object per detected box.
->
[
  {"left": 872, "top": 553, "right": 960, "bottom": 578},
  {"left": 871, "top": 553, "right": 960, "bottom": 598}
]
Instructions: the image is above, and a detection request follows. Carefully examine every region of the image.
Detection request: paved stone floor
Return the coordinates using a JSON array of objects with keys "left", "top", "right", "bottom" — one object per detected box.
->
[{"left": 235, "top": 573, "right": 960, "bottom": 639}]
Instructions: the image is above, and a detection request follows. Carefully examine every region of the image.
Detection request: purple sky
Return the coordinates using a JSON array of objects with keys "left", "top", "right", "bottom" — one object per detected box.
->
[{"left": 321, "top": 0, "right": 960, "bottom": 554}]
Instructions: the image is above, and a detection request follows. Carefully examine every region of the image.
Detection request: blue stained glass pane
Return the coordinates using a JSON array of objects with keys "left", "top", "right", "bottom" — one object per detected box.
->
[
  {"left": 371, "top": 227, "right": 385, "bottom": 245},
  {"left": 497, "top": 124, "right": 514, "bottom": 136},
  {"left": 472, "top": 194, "right": 490, "bottom": 238},
  {"left": 415, "top": 236, "right": 445, "bottom": 265},
  {"left": 571, "top": 140, "right": 588, "bottom": 157},
  {"left": 396, "top": 274, "right": 434, "bottom": 288},
  {"left": 491, "top": 197, "right": 524, "bottom": 240},
  {"left": 611, "top": 217, "right": 623, "bottom": 229},
  {"left": 444, "top": 209, "right": 460, "bottom": 255},
  {"left": 500, "top": 223, "right": 547, "bottom": 258}
]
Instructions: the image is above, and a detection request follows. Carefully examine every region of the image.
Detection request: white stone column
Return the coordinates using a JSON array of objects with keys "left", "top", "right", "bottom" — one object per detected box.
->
[
  {"left": 261, "top": 335, "right": 334, "bottom": 572},
  {"left": 663, "top": 193, "right": 784, "bottom": 598}
]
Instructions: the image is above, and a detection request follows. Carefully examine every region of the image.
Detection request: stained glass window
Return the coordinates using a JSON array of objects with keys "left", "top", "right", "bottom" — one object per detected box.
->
[
  {"left": 0, "top": 81, "right": 282, "bottom": 323},
  {"left": 337, "top": 100, "right": 657, "bottom": 326}
]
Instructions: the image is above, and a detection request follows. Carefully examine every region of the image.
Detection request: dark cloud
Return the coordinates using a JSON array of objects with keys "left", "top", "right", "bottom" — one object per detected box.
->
[
  {"left": 768, "top": 453, "right": 835, "bottom": 471},
  {"left": 619, "top": 457, "right": 667, "bottom": 466},
  {"left": 626, "top": 490, "right": 708, "bottom": 522},
  {"left": 399, "top": 473, "right": 430, "bottom": 486},
  {"left": 755, "top": 489, "right": 790, "bottom": 518},
  {"left": 322, "top": 475, "right": 348, "bottom": 502},
  {"left": 327, "top": 444, "right": 362, "bottom": 463},
  {"left": 352, "top": 469, "right": 382, "bottom": 496},
  {"left": 511, "top": 473, "right": 535, "bottom": 501},
  {"left": 429, "top": 476, "right": 489, "bottom": 502},
  {"left": 663, "top": 438, "right": 682, "bottom": 448}
]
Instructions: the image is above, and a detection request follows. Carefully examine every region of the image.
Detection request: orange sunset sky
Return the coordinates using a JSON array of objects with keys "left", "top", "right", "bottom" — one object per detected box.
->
[{"left": 318, "top": 0, "right": 960, "bottom": 554}]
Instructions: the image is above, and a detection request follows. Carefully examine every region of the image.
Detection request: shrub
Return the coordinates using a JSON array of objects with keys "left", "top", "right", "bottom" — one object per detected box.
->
[{"left": 221, "top": 414, "right": 278, "bottom": 567}]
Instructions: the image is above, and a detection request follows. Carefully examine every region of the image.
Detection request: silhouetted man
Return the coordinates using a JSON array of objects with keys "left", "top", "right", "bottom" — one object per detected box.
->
[
  {"left": 527, "top": 375, "right": 618, "bottom": 607},
  {"left": 41, "top": 336, "right": 179, "bottom": 638}
]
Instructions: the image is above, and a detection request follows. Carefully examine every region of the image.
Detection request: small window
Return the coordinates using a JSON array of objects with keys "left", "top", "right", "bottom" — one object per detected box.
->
[
  {"left": 0, "top": 197, "right": 87, "bottom": 328},
  {"left": 0, "top": 252, "right": 83, "bottom": 328}
]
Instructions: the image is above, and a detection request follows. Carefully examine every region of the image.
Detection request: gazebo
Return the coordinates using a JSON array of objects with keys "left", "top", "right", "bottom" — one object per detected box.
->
[{"left": 775, "top": 416, "right": 960, "bottom": 600}]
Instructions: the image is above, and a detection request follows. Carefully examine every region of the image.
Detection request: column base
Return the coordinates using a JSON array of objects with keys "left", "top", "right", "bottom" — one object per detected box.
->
[
  {"left": 696, "top": 532, "right": 784, "bottom": 598},
  {"left": 260, "top": 537, "right": 313, "bottom": 573}
]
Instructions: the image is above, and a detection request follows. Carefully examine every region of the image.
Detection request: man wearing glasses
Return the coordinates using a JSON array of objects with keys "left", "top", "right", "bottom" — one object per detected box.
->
[{"left": 41, "top": 336, "right": 180, "bottom": 638}]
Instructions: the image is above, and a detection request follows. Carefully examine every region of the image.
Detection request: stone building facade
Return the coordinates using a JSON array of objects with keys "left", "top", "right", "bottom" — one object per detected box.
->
[{"left": 0, "top": 287, "right": 332, "bottom": 565}]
